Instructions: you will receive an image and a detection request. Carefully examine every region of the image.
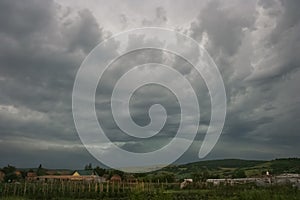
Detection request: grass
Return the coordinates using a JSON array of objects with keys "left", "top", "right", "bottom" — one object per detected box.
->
[{"left": 1, "top": 186, "right": 299, "bottom": 200}]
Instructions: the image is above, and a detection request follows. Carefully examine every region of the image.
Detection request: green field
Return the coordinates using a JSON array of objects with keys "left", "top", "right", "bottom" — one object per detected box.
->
[
  {"left": 158, "top": 158, "right": 300, "bottom": 180},
  {"left": 1, "top": 183, "right": 299, "bottom": 200}
]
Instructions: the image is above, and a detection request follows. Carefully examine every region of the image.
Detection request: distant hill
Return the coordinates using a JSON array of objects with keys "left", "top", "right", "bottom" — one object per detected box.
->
[{"left": 154, "top": 158, "right": 300, "bottom": 180}]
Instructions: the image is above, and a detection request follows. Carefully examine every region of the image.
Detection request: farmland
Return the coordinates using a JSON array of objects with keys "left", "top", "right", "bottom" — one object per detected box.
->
[{"left": 1, "top": 182, "right": 300, "bottom": 200}]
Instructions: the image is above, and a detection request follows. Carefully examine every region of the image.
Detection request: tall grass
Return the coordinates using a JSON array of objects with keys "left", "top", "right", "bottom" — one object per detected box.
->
[{"left": 0, "top": 182, "right": 299, "bottom": 200}]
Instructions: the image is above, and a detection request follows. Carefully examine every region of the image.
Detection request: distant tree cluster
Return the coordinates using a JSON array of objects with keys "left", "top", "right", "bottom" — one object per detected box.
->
[
  {"left": 1, "top": 165, "right": 22, "bottom": 182},
  {"left": 192, "top": 169, "right": 220, "bottom": 182},
  {"left": 232, "top": 169, "right": 246, "bottom": 178},
  {"left": 36, "top": 164, "right": 46, "bottom": 176}
]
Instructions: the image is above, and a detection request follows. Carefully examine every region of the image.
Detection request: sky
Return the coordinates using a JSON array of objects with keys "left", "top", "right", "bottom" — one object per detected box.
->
[{"left": 0, "top": 0, "right": 299, "bottom": 169}]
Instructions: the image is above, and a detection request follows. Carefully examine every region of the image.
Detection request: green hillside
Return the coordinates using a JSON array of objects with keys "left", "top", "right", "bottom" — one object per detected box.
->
[{"left": 150, "top": 158, "right": 300, "bottom": 181}]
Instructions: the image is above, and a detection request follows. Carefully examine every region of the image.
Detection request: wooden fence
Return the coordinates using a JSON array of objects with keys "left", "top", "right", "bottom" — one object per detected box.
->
[{"left": 0, "top": 181, "right": 181, "bottom": 198}]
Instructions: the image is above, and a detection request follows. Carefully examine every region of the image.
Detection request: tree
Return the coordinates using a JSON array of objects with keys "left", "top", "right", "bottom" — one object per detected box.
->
[
  {"left": 84, "top": 163, "right": 93, "bottom": 170},
  {"left": 109, "top": 169, "right": 124, "bottom": 179},
  {"left": 94, "top": 166, "right": 107, "bottom": 176},
  {"left": 36, "top": 164, "right": 46, "bottom": 176},
  {"left": 232, "top": 169, "right": 246, "bottom": 178},
  {"left": 3, "top": 165, "right": 16, "bottom": 174},
  {"left": 152, "top": 172, "right": 175, "bottom": 183},
  {"left": 3, "top": 165, "right": 17, "bottom": 182},
  {"left": 192, "top": 169, "right": 210, "bottom": 182}
]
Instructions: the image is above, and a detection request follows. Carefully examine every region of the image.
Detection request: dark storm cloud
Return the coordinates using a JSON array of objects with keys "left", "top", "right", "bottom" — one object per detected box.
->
[
  {"left": 0, "top": 0, "right": 299, "bottom": 168},
  {"left": 94, "top": 46, "right": 206, "bottom": 152},
  {"left": 247, "top": 0, "right": 300, "bottom": 81},
  {"left": 0, "top": 0, "right": 103, "bottom": 167},
  {"left": 0, "top": 0, "right": 55, "bottom": 37},
  {"left": 66, "top": 9, "right": 102, "bottom": 53},
  {"left": 179, "top": 0, "right": 300, "bottom": 163},
  {"left": 190, "top": 0, "right": 256, "bottom": 56}
]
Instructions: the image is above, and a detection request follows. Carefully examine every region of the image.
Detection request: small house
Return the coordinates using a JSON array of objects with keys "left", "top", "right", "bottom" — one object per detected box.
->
[
  {"left": 26, "top": 172, "right": 37, "bottom": 181},
  {"left": 71, "top": 170, "right": 99, "bottom": 181},
  {"left": 72, "top": 170, "right": 97, "bottom": 176},
  {"left": 110, "top": 174, "right": 121, "bottom": 182}
]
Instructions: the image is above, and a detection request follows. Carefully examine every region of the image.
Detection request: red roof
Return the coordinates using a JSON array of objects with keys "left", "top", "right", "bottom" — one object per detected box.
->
[
  {"left": 27, "top": 172, "right": 37, "bottom": 177},
  {"left": 110, "top": 174, "right": 121, "bottom": 181}
]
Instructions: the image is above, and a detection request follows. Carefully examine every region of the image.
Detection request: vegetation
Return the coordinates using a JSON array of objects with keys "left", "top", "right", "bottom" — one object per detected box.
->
[
  {"left": 155, "top": 158, "right": 300, "bottom": 180},
  {"left": 1, "top": 158, "right": 300, "bottom": 199},
  {"left": 36, "top": 165, "right": 47, "bottom": 176},
  {"left": 0, "top": 183, "right": 299, "bottom": 199},
  {"left": 270, "top": 158, "right": 300, "bottom": 174},
  {"left": 1, "top": 158, "right": 300, "bottom": 183}
]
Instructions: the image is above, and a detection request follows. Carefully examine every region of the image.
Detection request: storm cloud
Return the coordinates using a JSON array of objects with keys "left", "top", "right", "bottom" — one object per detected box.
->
[{"left": 0, "top": 0, "right": 299, "bottom": 169}]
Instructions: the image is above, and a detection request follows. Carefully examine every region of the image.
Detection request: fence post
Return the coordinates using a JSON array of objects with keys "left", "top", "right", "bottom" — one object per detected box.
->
[
  {"left": 95, "top": 182, "right": 98, "bottom": 192},
  {"left": 23, "top": 182, "right": 27, "bottom": 196}
]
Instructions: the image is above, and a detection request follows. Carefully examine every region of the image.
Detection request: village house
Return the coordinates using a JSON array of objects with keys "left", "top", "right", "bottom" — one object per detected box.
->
[
  {"left": 180, "top": 179, "right": 193, "bottom": 189},
  {"left": 15, "top": 170, "right": 22, "bottom": 177},
  {"left": 274, "top": 173, "right": 300, "bottom": 187},
  {"left": 207, "top": 178, "right": 264, "bottom": 186},
  {"left": 45, "top": 170, "right": 56, "bottom": 175},
  {"left": 26, "top": 172, "right": 37, "bottom": 182},
  {"left": 206, "top": 174, "right": 300, "bottom": 187},
  {"left": 124, "top": 174, "right": 137, "bottom": 183},
  {"left": 110, "top": 174, "right": 122, "bottom": 182},
  {"left": 32, "top": 169, "right": 106, "bottom": 182},
  {"left": 71, "top": 170, "right": 101, "bottom": 181}
]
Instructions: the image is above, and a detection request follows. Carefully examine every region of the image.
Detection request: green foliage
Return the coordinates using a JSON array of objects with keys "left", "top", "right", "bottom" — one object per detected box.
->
[
  {"left": 94, "top": 166, "right": 107, "bottom": 176},
  {"left": 0, "top": 182, "right": 299, "bottom": 200},
  {"left": 147, "top": 172, "right": 175, "bottom": 183},
  {"left": 153, "top": 158, "right": 300, "bottom": 179},
  {"left": 84, "top": 163, "right": 93, "bottom": 170},
  {"left": 109, "top": 169, "right": 124, "bottom": 179},
  {"left": 3, "top": 165, "right": 16, "bottom": 174},
  {"left": 182, "top": 159, "right": 266, "bottom": 170},
  {"left": 2, "top": 165, "right": 20, "bottom": 183},
  {"left": 270, "top": 158, "right": 300, "bottom": 174},
  {"left": 129, "top": 190, "right": 173, "bottom": 200},
  {"left": 36, "top": 164, "right": 46, "bottom": 176},
  {"left": 232, "top": 169, "right": 246, "bottom": 178}
]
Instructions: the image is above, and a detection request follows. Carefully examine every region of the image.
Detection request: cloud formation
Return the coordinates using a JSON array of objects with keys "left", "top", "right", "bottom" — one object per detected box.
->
[{"left": 0, "top": 0, "right": 299, "bottom": 168}]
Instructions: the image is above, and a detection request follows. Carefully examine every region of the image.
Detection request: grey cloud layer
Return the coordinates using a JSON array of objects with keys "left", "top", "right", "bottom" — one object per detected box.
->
[{"left": 0, "top": 0, "right": 299, "bottom": 168}]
